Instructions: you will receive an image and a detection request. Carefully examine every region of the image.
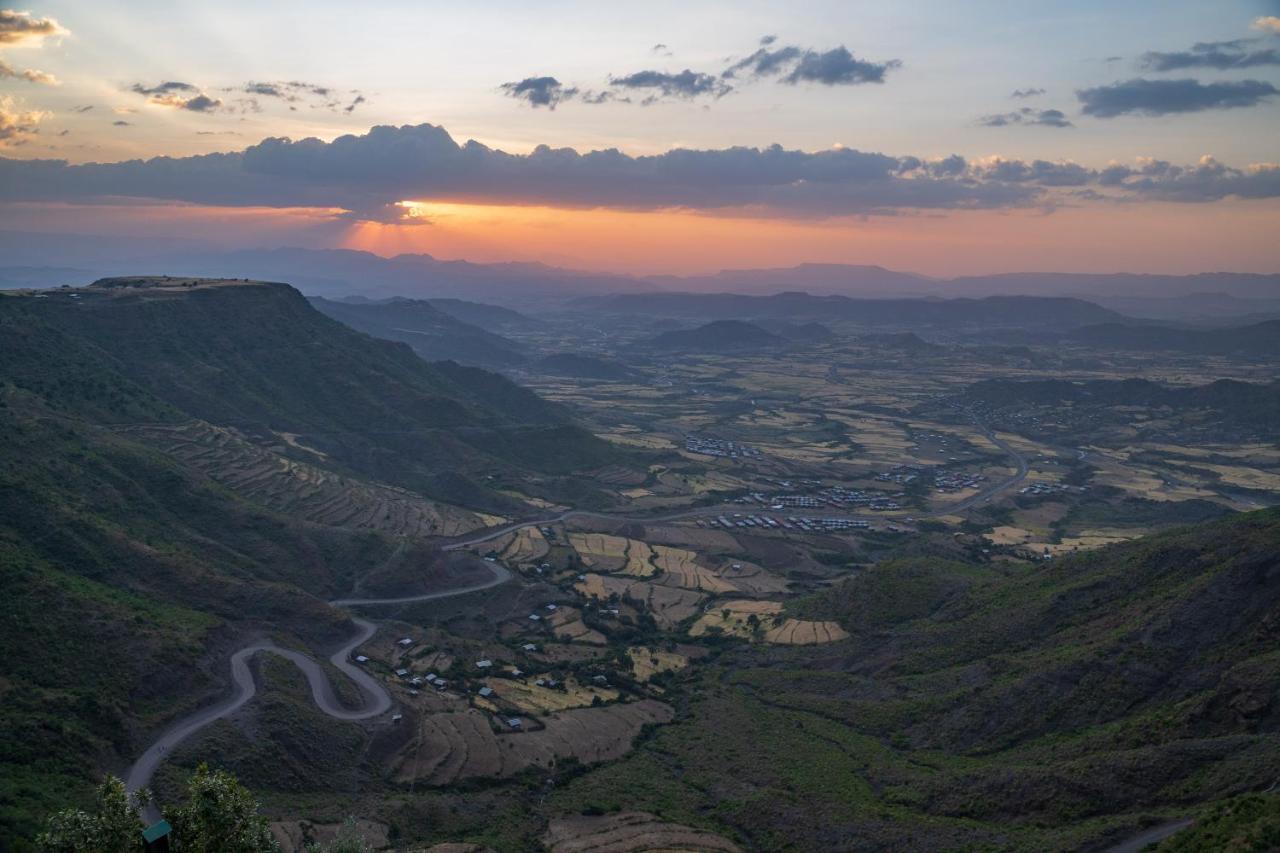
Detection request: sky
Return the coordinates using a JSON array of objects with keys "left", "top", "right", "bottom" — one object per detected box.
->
[{"left": 0, "top": 0, "right": 1278, "bottom": 276}]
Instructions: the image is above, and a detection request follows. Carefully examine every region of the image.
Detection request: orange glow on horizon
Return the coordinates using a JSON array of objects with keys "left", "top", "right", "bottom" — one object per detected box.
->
[{"left": 337, "top": 198, "right": 1280, "bottom": 277}]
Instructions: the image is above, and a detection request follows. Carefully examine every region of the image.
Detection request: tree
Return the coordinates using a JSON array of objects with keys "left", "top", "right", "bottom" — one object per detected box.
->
[
  {"left": 167, "top": 765, "right": 278, "bottom": 852},
  {"left": 37, "top": 767, "right": 278, "bottom": 853},
  {"left": 37, "top": 777, "right": 145, "bottom": 853}
]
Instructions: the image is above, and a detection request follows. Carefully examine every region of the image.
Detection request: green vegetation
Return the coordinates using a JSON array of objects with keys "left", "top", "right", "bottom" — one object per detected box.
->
[{"left": 37, "top": 768, "right": 277, "bottom": 853}]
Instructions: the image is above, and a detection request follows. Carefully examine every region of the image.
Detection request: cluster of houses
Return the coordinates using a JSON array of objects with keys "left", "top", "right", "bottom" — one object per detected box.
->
[
  {"left": 1019, "top": 482, "right": 1086, "bottom": 497},
  {"left": 934, "top": 471, "right": 987, "bottom": 493},
  {"left": 735, "top": 485, "right": 904, "bottom": 512},
  {"left": 684, "top": 435, "right": 762, "bottom": 459},
  {"left": 700, "top": 513, "right": 879, "bottom": 533}
]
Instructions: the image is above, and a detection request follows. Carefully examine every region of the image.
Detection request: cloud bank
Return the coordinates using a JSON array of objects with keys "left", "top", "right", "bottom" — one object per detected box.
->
[
  {"left": 0, "top": 123, "right": 1275, "bottom": 218},
  {"left": 1077, "top": 78, "right": 1279, "bottom": 116}
]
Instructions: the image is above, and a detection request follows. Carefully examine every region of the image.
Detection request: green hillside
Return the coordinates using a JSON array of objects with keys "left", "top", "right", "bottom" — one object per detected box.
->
[
  {"left": 0, "top": 278, "right": 629, "bottom": 847},
  {"left": 551, "top": 508, "right": 1280, "bottom": 850}
]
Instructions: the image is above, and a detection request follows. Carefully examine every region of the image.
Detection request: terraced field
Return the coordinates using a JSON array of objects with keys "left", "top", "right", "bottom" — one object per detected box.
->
[
  {"left": 496, "top": 527, "right": 551, "bottom": 563},
  {"left": 486, "top": 676, "right": 617, "bottom": 713},
  {"left": 688, "top": 600, "right": 849, "bottom": 645},
  {"left": 122, "top": 421, "right": 488, "bottom": 536},
  {"left": 543, "top": 811, "right": 742, "bottom": 853},
  {"left": 575, "top": 574, "right": 706, "bottom": 629},
  {"left": 571, "top": 534, "right": 786, "bottom": 595},
  {"left": 627, "top": 646, "right": 689, "bottom": 682},
  {"left": 548, "top": 606, "right": 608, "bottom": 645},
  {"left": 391, "top": 700, "right": 674, "bottom": 786}
]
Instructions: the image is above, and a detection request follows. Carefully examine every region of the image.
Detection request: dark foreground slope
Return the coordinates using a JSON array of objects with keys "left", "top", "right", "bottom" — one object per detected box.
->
[
  {"left": 550, "top": 508, "right": 1280, "bottom": 851},
  {"left": 0, "top": 278, "right": 622, "bottom": 847},
  {"left": 14, "top": 279, "right": 619, "bottom": 498}
]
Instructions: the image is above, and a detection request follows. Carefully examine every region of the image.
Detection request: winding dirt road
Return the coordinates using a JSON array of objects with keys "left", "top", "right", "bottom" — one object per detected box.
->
[{"left": 126, "top": 564, "right": 516, "bottom": 805}]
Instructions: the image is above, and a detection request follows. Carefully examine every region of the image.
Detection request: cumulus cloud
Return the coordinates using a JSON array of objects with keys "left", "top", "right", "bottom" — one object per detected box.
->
[
  {"left": 1252, "top": 16, "right": 1280, "bottom": 35},
  {"left": 0, "top": 8, "right": 66, "bottom": 46},
  {"left": 0, "top": 56, "right": 56, "bottom": 84},
  {"left": 0, "top": 94, "right": 45, "bottom": 145},
  {"left": 499, "top": 76, "right": 579, "bottom": 108},
  {"left": 0, "top": 123, "right": 1274, "bottom": 217},
  {"left": 1091, "top": 155, "right": 1280, "bottom": 202},
  {"left": 1077, "top": 77, "right": 1279, "bottom": 116},
  {"left": 1139, "top": 39, "right": 1280, "bottom": 71},
  {"left": 978, "top": 107, "right": 1073, "bottom": 128}
]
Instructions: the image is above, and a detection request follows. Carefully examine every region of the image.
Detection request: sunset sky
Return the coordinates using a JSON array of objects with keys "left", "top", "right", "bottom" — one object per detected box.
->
[{"left": 1, "top": 0, "right": 1278, "bottom": 275}]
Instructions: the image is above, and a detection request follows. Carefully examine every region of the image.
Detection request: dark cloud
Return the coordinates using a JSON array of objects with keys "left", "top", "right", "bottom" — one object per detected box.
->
[
  {"left": 972, "top": 158, "right": 1091, "bottom": 185},
  {"left": 1011, "top": 87, "right": 1046, "bottom": 98},
  {"left": 0, "top": 9, "right": 66, "bottom": 46},
  {"left": 1139, "top": 39, "right": 1280, "bottom": 71},
  {"left": 978, "top": 107, "right": 1073, "bottom": 128},
  {"left": 0, "top": 123, "right": 1273, "bottom": 216},
  {"left": 783, "top": 47, "right": 900, "bottom": 85},
  {"left": 608, "top": 69, "right": 729, "bottom": 102},
  {"left": 131, "top": 81, "right": 199, "bottom": 96},
  {"left": 499, "top": 76, "right": 580, "bottom": 109},
  {"left": 519, "top": 37, "right": 900, "bottom": 110},
  {"left": 651, "top": 43, "right": 671, "bottom": 55},
  {"left": 1078, "top": 77, "right": 1279, "bottom": 116},
  {"left": 237, "top": 80, "right": 362, "bottom": 112},
  {"left": 725, "top": 43, "right": 899, "bottom": 85},
  {"left": 70, "top": 104, "right": 94, "bottom": 113},
  {"left": 112, "top": 120, "right": 130, "bottom": 127}
]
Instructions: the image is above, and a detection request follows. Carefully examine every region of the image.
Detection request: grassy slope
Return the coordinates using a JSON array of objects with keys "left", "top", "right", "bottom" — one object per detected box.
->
[{"left": 549, "top": 509, "right": 1280, "bottom": 851}]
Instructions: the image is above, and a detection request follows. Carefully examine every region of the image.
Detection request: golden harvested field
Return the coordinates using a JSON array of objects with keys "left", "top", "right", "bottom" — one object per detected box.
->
[
  {"left": 689, "top": 600, "right": 848, "bottom": 644},
  {"left": 575, "top": 573, "right": 706, "bottom": 629},
  {"left": 548, "top": 606, "right": 608, "bottom": 645},
  {"left": 764, "top": 619, "right": 850, "bottom": 645},
  {"left": 596, "top": 432, "right": 677, "bottom": 450},
  {"left": 1163, "top": 460, "right": 1280, "bottom": 492},
  {"left": 391, "top": 700, "right": 674, "bottom": 786},
  {"left": 688, "top": 600, "right": 783, "bottom": 639},
  {"left": 651, "top": 545, "right": 738, "bottom": 594},
  {"left": 498, "top": 527, "right": 550, "bottom": 563},
  {"left": 627, "top": 646, "right": 689, "bottom": 682},
  {"left": 568, "top": 532, "right": 632, "bottom": 572},
  {"left": 543, "top": 811, "right": 742, "bottom": 853},
  {"left": 986, "top": 526, "right": 1033, "bottom": 546},
  {"left": 486, "top": 676, "right": 617, "bottom": 713}
]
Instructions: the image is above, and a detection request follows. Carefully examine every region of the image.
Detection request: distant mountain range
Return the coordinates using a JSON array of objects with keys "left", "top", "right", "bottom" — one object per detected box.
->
[
  {"left": 1, "top": 232, "right": 1276, "bottom": 319},
  {"left": 586, "top": 292, "right": 1125, "bottom": 330},
  {"left": 311, "top": 296, "right": 528, "bottom": 368}
]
